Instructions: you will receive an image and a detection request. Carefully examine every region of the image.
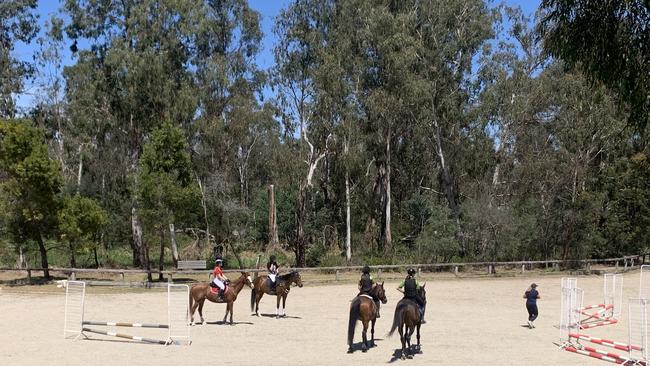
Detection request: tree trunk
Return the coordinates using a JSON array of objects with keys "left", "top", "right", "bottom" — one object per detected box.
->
[
  {"left": 36, "top": 232, "right": 50, "bottom": 279},
  {"left": 93, "top": 247, "right": 99, "bottom": 268},
  {"left": 158, "top": 229, "right": 165, "bottom": 281},
  {"left": 268, "top": 184, "right": 280, "bottom": 249},
  {"left": 76, "top": 145, "right": 83, "bottom": 194},
  {"left": 169, "top": 223, "right": 179, "bottom": 267},
  {"left": 131, "top": 206, "right": 146, "bottom": 268},
  {"left": 295, "top": 183, "right": 307, "bottom": 267},
  {"left": 69, "top": 242, "right": 77, "bottom": 268},
  {"left": 18, "top": 246, "right": 27, "bottom": 269},
  {"left": 345, "top": 170, "right": 352, "bottom": 262},
  {"left": 383, "top": 132, "right": 392, "bottom": 253},
  {"left": 197, "top": 176, "right": 210, "bottom": 248}
]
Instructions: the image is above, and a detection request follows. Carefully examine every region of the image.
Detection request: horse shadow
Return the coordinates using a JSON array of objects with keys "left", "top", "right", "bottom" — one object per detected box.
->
[
  {"left": 347, "top": 338, "right": 383, "bottom": 353},
  {"left": 205, "top": 320, "right": 254, "bottom": 326},
  {"left": 256, "top": 313, "right": 302, "bottom": 319},
  {"left": 387, "top": 345, "right": 422, "bottom": 362}
]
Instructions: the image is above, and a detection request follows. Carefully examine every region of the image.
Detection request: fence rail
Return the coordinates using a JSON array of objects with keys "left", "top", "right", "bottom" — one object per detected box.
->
[{"left": 1, "top": 253, "right": 647, "bottom": 285}]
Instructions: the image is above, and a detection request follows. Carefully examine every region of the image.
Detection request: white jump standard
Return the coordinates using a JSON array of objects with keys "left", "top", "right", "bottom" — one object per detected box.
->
[{"left": 63, "top": 281, "right": 191, "bottom": 345}]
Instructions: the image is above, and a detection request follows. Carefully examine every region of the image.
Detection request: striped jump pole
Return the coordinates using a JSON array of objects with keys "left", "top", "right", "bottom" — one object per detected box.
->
[
  {"left": 580, "top": 320, "right": 619, "bottom": 330},
  {"left": 570, "top": 333, "right": 642, "bottom": 352},
  {"left": 82, "top": 327, "right": 167, "bottom": 345},
  {"left": 83, "top": 321, "right": 169, "bottom": 329},
  {"left": 581, "top": 304, "right": 608, "bottom": 311},
  {"left": 567, "top": 345, "right": 644, "bottom": 366},
  {"left": 565, "top": 346, "right": 627, "bottom": 365}
]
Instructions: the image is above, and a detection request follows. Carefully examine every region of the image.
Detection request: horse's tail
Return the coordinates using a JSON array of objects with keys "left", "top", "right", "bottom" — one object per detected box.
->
[
  {"left": 250, "top": 285, "right": 256, "bottom": 312},
  {"left": 347, "top": 297, "right": 361, "bottom": 346},
  {"left": 388, "top": 301, "right": 406, "bottom": 337},
  {"left": 188, "top": 285, "right": 194, "bottom": 315}
]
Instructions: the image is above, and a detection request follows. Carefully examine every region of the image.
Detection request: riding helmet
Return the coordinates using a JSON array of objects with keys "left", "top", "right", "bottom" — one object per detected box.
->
[
  {"left": 270, "top": 255, "right": 276, "bottom": 262},
  {"left": 215, "top": 255, "right": 223, "bottom": 264},
  {"left": 407, "top": 268, "right": 416, "bottom": 276},
  {"left": 362, "top": 265, "right": 370, "bottom": 274}
]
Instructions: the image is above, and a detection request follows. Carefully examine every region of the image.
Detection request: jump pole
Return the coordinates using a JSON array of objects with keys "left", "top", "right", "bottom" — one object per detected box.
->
[
  {"left": 83, "top": 321, "right": 168, "bottom": 329},
  {"left": 82, "top": 327, "right": 167, "bottom": 345}
]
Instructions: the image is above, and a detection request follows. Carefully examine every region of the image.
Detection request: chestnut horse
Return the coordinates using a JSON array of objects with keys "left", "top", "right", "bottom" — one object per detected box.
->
[
  {"left": 388, "top": 285, "right": 427, "bottom": 359},
  {"left": 347, "top": 282, "right": 388, "bottom": 353},
  {"left": 189, "top": 272, "right": 253, "bottom": 325},
  {"left": 250, "top": 271, "right": 303, "bottom": 317}
]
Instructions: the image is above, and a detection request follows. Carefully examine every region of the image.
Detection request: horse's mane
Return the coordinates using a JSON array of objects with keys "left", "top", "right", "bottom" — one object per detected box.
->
[{"left": 279, "top": 271, "right": 298, "bottom": 280}]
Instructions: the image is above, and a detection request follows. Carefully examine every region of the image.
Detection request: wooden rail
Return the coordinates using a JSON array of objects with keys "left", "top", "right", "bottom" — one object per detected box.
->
[{"left": 1, "top": 253, "right": 646, "bottom": 285}]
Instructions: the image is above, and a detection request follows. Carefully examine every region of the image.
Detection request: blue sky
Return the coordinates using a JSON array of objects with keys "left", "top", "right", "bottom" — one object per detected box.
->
[{"left": 14, "top": 0, "right": 540, "bottom": 113}]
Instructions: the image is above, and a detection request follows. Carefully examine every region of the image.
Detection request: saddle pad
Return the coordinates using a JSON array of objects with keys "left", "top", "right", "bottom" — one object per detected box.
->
[{"left": 359, "top": 294, "right": 374, "bottom": 300}]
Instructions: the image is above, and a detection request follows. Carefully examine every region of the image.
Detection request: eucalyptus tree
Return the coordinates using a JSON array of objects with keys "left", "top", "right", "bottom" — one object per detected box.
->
[
  {"left": 0, "top": 0, "right": 39, "bottom": 118},
  {"left": 539, "top": 0, "right": 650, "bottom": 130}
]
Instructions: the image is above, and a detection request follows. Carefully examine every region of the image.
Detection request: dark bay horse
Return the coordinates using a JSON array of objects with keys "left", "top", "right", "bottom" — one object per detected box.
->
[
  {"left": 388, "top": 284, "right": 427, "bottom": 359},
  {"left": 347, "top": 282, "right": 388, "bottom": 353},
  {"left": 189, "top": 272, "right": 253, "bottom": 325},
  {"left": 250, "top": 271, "right": 303, "bottom": 317}
]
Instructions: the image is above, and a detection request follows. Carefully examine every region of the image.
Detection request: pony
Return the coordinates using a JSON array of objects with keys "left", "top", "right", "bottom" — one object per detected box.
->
[
  {"left": 250, "top": 271, "right": 303, "bottom": 317},
  {"left": 347, "top": 282, "right": 388, "bottom": 353},
  {"left": 388, "top": 284, "right": 427, "bottom": 359},
  {"left": 189, "top": 271, "right": 253, "bottom": 325}
]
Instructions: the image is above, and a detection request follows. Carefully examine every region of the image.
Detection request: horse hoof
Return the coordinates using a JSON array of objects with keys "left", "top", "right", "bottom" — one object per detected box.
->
[
  {"left": 362, "top": 348, "right": 367, "bottom": 353},
  {"left": 347, "top": 348, "right": 353, "bottom": 354},
  {"left": 401, "top": 355, "right": 406, "bottom": 360},
  {"left": 406, "top": 355, "right": 413, "bottom": 359},
  {"left": 201, "top": 321, "right": 206, "bottom": 325}
]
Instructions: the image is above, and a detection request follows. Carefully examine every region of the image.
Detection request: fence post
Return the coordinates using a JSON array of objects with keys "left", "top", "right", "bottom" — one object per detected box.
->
[
  {"left": 521, "top": 264, "right": 525, "bottom": 274},
  {"left": 624, "top": 260, "right": 628, "bottom": 272},
  {"left": 168, "top": 273, "right": 173, "bottom": 283},
  {"left": 70, "top": 271, "right": 76, "bottom": 281},
  {"left": 616, "top": 261, "right": 619, "bottom": 272},
  {"left": 454, "top": 266, "right": 458, "bottom": 276},
  {"left": 27, "top": 269, "right": 32, "bottom": 285},
  {"left": 120, "top": 272, "right": 125, "bottom": 281},
  {"left": 632, "top": 258, "right": 635, "bottom": 268},
  {"left": 417, "top": 267, "right": 421, "bottom": 278},
  {"left": 335, "top": 270, "right": 340, "bottom": 281}
]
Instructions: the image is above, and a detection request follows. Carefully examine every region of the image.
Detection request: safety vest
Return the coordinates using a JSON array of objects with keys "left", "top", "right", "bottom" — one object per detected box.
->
[{"left": 404, "top": 278, "right": 417, "bottom": 298}]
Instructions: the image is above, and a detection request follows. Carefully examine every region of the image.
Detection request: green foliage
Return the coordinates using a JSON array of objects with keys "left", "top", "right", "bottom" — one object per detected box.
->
[
  {"left": 540, "top": 0, "right": 650, "bottom": 130},
  {"left": 58, "top": 194, "right": 107, "bottom": 265}
]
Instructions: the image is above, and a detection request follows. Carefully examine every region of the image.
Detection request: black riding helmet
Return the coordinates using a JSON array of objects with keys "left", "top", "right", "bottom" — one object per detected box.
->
[
  {"left": 270, "top": 255, "right": 276, "bottom": 262},
  {"left": 407, "top": 268, "right": 416, "bottom": 276},
  {"left": 362, "top": 265, "right": 370, "bottom": 274},
  {"left": 215, "top": 255, "right": 223, "bottom": 265}
]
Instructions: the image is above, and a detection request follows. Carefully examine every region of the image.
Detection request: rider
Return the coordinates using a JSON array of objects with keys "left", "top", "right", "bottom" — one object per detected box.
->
[
  {"left": 267, "top": 255, "right": 280, "bottom": 292},
  {"left": 211, "top": 256, "right": 228, "bottom": 299},
  {"left": 397, "top": 268, "right": 426, "bottom": 323},
  {"left": 358, "top": 265, "right": 381, "bottom": 318}
]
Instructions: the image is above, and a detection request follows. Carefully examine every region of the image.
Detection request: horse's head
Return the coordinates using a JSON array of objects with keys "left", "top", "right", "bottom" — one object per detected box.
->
[
  {"left": 291, "top": 271, "right": 303, "bottom": 288},
  {"left": 418, "top": 282, "right": 427, "bottom": 306},
  {"left": 241, "top": 271, "right": 253, "bottom": 288},
  {"left": 373, "top": 281, "right": 388, "bottom": 304}
]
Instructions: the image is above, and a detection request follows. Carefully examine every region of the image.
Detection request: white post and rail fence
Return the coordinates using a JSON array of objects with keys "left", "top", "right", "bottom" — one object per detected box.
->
[{"left": 1, "top": 253, "right": 647, "bottom": 286}]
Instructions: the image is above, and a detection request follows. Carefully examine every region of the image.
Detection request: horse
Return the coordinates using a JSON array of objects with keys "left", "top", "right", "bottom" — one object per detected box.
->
[
  {"left": 189, "top": 271, "right": 253, "bottom": 325},
  {"left": 347, "top": 282, "right": 388, "bottom": 353},
  {"left": 250, "top": 270, "right": 303, "bottom": 317},
  {"left": 388, "top": 284, "right": 427, "bottom": 359}
]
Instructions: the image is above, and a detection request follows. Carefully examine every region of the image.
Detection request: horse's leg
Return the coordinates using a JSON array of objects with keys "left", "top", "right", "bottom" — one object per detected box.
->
[
  {"left": 276, "top": 294, "right": 281, "bottom": 318},
  {"left": 190, "top": 296, "right": 198, "bottom": 325},
  {"left": 399, "top": 323, "right": 406, "bottom": 360},
  {"left": 361, "top": 319, "right": 368, "bottom": 352},
  {"left": 406, "top": 325, "right": 415, "bottom": 359},
  {"left": 416, "top": 323, "right": 421, "bottom": 352},
  {"left": 281, "top": 294, "right": 287, "bottom": 317},
  {"left": 228, "top": 301, "right": 234, "bottom": 325},
  {"left": 370, "top": 317, "right": 376, "bottom": 347},
  {"left": 198, "top": 299, "right": 206, "bottom": 325},
  {"left": 255, "top": 291, "right": 262, "bottom": 317}
]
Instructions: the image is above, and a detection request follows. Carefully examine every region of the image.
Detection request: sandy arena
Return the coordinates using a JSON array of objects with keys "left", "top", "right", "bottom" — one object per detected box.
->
[{"left": 0, "top": 271, "right": 641, "bottom": 365}]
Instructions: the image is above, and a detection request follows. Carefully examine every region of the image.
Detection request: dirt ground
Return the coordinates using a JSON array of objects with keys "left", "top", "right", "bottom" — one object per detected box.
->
[{"left": 0, "top": 271, "right": 641, "bottom": 365}]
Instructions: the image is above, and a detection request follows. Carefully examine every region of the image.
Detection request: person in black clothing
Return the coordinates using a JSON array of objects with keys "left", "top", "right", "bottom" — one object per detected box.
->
[
  {"left": 524, "top": 283, "right": 540, "bottom": 328},
  {"left": 358, "top": 265, "right": 381, "bottom": 318},
  {"left": 267, "top": 255, "right": 280, "bottom": 292},
  {"left": 397, "top": 268, "right": 426, "bottom": 323}
]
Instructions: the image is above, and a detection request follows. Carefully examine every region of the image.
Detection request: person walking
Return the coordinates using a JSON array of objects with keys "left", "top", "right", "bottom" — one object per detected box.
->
[{"left": 524, "top": 283, "right": 540, "bottom": 328}]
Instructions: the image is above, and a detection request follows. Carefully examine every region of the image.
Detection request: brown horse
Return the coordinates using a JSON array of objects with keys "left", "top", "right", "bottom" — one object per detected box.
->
[
  {"left": 250, "top": 271, "right": 303, "bottom": 317},
  {"left": 347, "top": 282, "right": 388, "bottom": 353},
  {"left": 189, "top": 271, "right": 253, "bottom": 325},
  {"left": 388, "top": 285, "right": 427, "bottom": 359}
]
